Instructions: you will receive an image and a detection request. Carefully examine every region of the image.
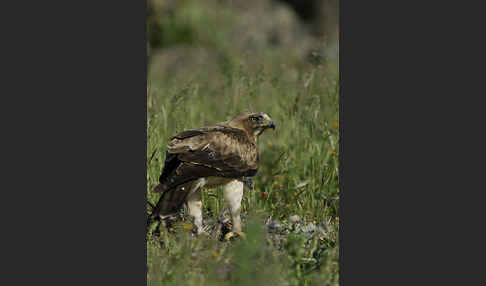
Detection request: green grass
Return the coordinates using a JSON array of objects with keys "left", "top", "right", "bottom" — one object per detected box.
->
[
  {"left": 147, "top": 60, "right": 339, "bottom": 285},
  {"left": 147, "top": 1, "right": 338, "bottom": 284}
]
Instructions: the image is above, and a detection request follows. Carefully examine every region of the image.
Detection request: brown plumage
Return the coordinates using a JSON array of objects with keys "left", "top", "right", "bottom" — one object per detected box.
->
[{"left": 151, "top": 112, "right": 275, "bottom": 235}]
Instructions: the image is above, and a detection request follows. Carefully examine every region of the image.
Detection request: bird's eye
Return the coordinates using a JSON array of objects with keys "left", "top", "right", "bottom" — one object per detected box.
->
[{"left": 250, "top": 116, "right": 258, "bottom": 121}]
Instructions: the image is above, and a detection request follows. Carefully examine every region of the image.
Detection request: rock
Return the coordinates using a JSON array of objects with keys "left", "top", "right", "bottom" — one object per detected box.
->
[
  {"left": 267, "top": 219, "right": 283, "bottom": 231},
  {"left": 289, "top": 215, "right": 301, "bottom": 223},
  {"left": 301, "top": 222, "right": 316, "bottom": 233}
]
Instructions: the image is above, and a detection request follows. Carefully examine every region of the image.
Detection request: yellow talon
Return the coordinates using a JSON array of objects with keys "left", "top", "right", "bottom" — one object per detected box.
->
[
  {"left": 224, "top": 231, "right": 246, "bottom": 241},
  {"left": 224, "top": 232, "right": 235, "bottom": 241}
]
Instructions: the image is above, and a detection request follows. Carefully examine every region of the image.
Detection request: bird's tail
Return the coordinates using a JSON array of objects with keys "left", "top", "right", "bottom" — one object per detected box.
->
[
  {"left": 153, "top": 184, "right": 166, "bottom": 193},
  {"left": 148, "top": 183, "right": 190, "bottom": 222},
  {"left": 148, "top": 184, "right": 165, "bottom": 222},
  {"left": 147, "top": 184, "right": 167, "bottom": 228}
]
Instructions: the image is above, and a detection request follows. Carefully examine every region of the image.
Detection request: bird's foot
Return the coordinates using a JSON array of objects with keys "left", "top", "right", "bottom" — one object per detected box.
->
[{"left": 224, "top": 231, "right": 246, "bottom": 241}]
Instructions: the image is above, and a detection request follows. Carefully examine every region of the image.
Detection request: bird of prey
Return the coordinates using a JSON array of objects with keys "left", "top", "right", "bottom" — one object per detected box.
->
[{"left": 150, "top": 112, "right": 275, "bottom": 237}]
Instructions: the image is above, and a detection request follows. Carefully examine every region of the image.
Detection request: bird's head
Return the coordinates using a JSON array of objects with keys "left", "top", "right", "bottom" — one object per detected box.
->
[{"left": 229, "top": 112, "right": 276, "bottom": 137}]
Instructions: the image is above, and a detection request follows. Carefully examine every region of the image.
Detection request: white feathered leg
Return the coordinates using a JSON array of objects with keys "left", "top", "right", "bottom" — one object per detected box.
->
[
  {"left": 223, "top": 179, "right": 244, "bottom": 233},
  {"left": 186, "top": 178, "right": 205, "bottom": 234}
]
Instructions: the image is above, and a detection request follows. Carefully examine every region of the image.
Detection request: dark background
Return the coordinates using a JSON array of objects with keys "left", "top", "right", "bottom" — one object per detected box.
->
[{"left": 2, "top": 0, "right": 481, "bottom": 285}]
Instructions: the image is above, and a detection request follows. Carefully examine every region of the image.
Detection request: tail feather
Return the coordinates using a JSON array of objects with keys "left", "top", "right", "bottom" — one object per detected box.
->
[
  {"left": 151, "top": 183, "right": 191, "bottom": 219},
  {"left": 153, "top": 184, "right": 166, "bottom": 193}
]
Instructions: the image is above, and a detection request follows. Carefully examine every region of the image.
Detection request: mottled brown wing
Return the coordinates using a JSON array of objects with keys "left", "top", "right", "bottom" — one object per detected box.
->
[
  {"left": 173, "top": 127, "right": 258, "bottom": 172},
  {"left": 155, "top": 125, "right": 258, "bottom": 193}
]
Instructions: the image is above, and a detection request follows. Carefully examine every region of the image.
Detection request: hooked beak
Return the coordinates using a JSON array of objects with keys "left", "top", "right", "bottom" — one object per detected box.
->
[
  {"left": 268, "top": 120, "right": 276, "bottom": 130},
  {"left": 260, "top": 114, "right": 276, "bottom": 130}
]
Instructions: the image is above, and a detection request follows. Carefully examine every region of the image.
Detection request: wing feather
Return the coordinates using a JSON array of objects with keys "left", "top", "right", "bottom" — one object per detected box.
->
[
  {"left": 173, "top": 126, "right": 258, "bottom": 172},
  {"left": 155, "top": 125, "right": 258, "bottom": 193}
]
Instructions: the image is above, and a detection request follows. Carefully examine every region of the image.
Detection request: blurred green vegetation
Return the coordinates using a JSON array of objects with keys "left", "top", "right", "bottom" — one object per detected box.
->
[{"left": 147, "top": 0, "right": 339, "bottom": 285}]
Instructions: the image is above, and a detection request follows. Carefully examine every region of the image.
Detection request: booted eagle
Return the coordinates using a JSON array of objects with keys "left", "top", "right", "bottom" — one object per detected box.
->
[{"left": 151, "top": 112, "right": 275, "bottom": 236}]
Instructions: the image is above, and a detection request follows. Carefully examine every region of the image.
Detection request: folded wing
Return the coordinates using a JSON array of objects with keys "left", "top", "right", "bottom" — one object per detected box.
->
[{"left": 155, "top": 125, "right": 258, "bottom": 193}]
